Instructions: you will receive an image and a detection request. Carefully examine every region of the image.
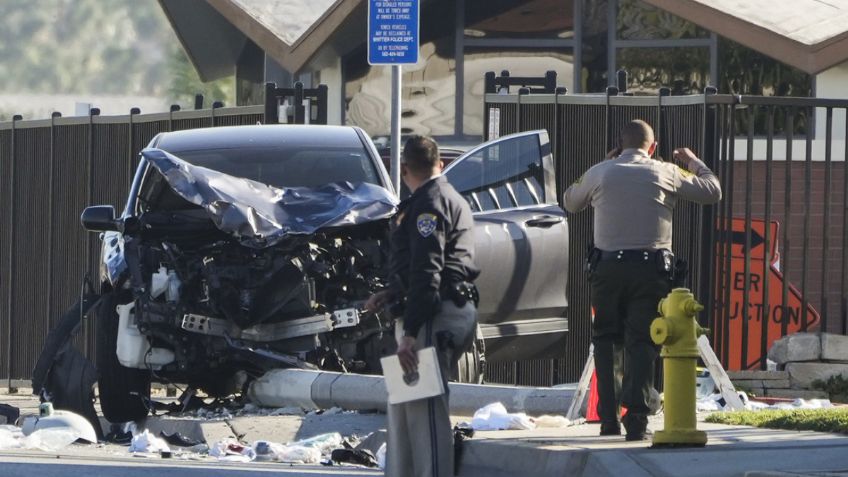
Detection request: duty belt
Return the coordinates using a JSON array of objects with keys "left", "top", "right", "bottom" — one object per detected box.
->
[
  {"left": 441, "top": 281, "right": 479, "bottom": 307},
  {"left": 599, "top": 249, "right": 662, "bottom": 262}
]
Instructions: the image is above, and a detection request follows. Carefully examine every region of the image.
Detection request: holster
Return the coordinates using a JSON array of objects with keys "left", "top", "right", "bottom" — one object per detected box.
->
[
  {"left": 585, "top": 246, "right": 602, "bottom": 276},
  {"left": 442, "top": 282, "right": 479, "bottom": 308}
]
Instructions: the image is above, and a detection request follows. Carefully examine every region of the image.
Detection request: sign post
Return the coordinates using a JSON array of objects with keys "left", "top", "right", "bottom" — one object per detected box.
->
[{"left": 368, "top": 0, "right": 420, "bottom": 195}]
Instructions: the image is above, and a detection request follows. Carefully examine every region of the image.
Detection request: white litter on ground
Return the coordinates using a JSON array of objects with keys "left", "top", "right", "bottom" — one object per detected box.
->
[
  {"left": 253, "top": 440, "right": 321, "bottom": 463},
  {"left": 470, "top": 402, "right": 536, "bottom": 431},
  {"left": 697, "top": 392, "right": 834, "bottom": 412},
  {"left": 0, "top": 425, "right": 80, "bottom": 452},
  {"left": 129, "top": 429, "right": 171, "bottom": 454},
  {"left": 209, "top": 439, "right": 256, "bottom": 462},
  {"left": 533, "top": 415, "right": 571, "bottom": 428}
]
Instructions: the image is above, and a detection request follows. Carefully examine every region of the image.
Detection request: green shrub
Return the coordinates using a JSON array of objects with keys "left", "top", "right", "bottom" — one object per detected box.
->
[
  {"left": 705, "top": 408, "right": 848, "bottom": 434},
  {"left": 811, "top": 375, "right": 848, "bottom": 404}
]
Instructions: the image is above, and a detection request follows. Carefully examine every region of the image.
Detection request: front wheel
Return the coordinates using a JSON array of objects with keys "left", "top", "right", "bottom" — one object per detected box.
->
[
  {"left": 95, "top": 292, "right": 151, "bottom": 423},
  {"left": 452, "top": 327, "right": 485, "bottom": 384}
]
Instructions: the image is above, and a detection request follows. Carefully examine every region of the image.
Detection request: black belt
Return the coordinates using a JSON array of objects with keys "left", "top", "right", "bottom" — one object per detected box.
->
[
  {"left": 599, "top": 249, "right": 662, "bottom": 262},
  {"left": 441, "top": 281, "right": 479, "bottom": 307}
]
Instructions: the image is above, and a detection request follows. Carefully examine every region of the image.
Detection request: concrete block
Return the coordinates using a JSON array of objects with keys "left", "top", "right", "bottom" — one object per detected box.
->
[
  {"left": 763, "top": 388, "right": 829, "bottom": 400},
  {"left": 785, "top": 362, "right": 848, "bottom": 389},
  {"left": 727, "top": 370, "right": 789, "bottom": 381},
  {"left": 762, "top": 380, "right": 790, "bottom": 389},
  {"left": 732, "top": 379, "right": 765, "bottom": 389},
  {"left": 821, "top": 333, "right": 848, "bottom": 362},
  {"left": 768, "top": 333, "right": 821, "bottom": 364}
]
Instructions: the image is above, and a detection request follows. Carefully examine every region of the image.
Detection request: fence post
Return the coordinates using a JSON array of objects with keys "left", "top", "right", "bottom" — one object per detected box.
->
[
  {"left": 194, "top": 94, "right": 204, "bottom": 110},
  {"left": 85, "top": 108, "right": 100, "bottom": 358},
  {"left": 264, "top": 82, "right": 278, "bottom": 124},
  {"left": 517, "top": 87, "right": 529, "bottom": 131},
  {"left": 6, "top": 114, "right": 21, "bottom": 388},
  {"left": 544, "top": 70, "right": 557, "bottom": 93},
  {"left": 616, "top": 70, "right": 628, "bottom": 95},
  {"left": 699, "top": 86, "right": 718, "bottom": 331},
  {"left": 604, "top": 86, "right": 618, "bottom": 151},
  {"left": 211, "top": 101, "right": 223, "bottom": 127},
  {"left": 294, "top": 82, "right": 305, "bottom": 124},
  {"left": 46, "top": 112, "right": 60, "bottom": 330},
  {"left": 316, "top": 84, "right": 328, "bottom": 125}
]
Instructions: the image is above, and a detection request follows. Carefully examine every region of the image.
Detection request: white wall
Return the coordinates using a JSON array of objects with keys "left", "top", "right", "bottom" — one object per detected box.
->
[
  {"left": 815, "top": 61, "right": 848, "bottom": 141},
  {"left": 318, "top": 57, "right": 343, "bottom": 126}
]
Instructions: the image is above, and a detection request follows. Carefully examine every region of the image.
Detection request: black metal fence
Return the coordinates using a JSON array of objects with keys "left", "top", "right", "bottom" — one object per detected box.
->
[
  {"left": 483, "top": 85, "right": 848, "bottom": 381},
  {"left": 3, "top": 78, "right": 845, "bottom": 386}
]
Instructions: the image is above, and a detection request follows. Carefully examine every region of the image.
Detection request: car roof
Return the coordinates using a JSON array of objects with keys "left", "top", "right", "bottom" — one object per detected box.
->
[{"left": 154, "top": 125, "right": 365, "bottom": 152}]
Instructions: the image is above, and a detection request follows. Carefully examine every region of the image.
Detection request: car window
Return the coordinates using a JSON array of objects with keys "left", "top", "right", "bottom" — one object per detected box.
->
[
  {"left": 167, "top": 146, "right": 381, "bottom": 189},
  {"left": 445, "top": 134, "right": 545, "bottom": 212}
]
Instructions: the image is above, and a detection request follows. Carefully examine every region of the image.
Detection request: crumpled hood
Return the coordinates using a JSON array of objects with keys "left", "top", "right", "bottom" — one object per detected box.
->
[{"left": 142, "top": 148, "right": 398, "bottom": 248}]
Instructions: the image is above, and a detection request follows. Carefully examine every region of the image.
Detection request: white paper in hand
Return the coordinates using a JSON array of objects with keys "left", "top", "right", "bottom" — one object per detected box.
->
[{"left": 381, "top": 347, "right": 445, "bottom": 404}]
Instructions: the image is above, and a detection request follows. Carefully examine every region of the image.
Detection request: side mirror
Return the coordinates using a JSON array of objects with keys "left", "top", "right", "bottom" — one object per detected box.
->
[{"left": 80, "top": 205, "right": 118, "bottom": 232}]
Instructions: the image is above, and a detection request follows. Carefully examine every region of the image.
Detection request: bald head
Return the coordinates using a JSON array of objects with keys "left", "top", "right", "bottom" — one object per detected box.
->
[{"left": 620, "top": 120, "right": 655, "bottom": 150}]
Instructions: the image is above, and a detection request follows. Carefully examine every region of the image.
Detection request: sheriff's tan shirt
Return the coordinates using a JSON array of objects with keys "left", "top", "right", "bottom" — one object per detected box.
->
[{"left": 563, "top": 148, "right": 722, "bottom": 251}]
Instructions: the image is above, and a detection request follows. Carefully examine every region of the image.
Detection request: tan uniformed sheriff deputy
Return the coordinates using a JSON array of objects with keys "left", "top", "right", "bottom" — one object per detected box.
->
[
  {"left": 366, "top": 135, "right": 479, "bottom": 477},
  {"left": 563, "top": 119, "right": 721, "bottom": 440}
]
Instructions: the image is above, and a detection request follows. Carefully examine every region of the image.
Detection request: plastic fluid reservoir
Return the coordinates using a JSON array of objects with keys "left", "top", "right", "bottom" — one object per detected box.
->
[
  {"left": 115, "top": 302, "right": 175, "bottom": 369},
  {"left": 166, "top": 270, "right": 181, "bottom": 302},
  {"left": 150, "top": 266, "right": 168, "bottom": 299}
]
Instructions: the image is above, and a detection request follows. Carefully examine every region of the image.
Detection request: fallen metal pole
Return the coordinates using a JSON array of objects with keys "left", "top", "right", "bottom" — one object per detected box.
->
[{"left": 248, "top": 369, "right": 576, "bottom": 416}]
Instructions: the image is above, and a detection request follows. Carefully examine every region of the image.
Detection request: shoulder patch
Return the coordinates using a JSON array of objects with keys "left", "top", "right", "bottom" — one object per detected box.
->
[
  {"left": 416, "top": 213, "right": 438, "bottom": 237},
  {"left": 677, "top": 166, "right": 694, "bottom": 178}
]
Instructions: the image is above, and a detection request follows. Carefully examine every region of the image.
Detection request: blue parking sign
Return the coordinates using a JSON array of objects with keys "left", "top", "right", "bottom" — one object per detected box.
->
[{"left": 368, "top": 0, "right": 419, "bottom": 65}]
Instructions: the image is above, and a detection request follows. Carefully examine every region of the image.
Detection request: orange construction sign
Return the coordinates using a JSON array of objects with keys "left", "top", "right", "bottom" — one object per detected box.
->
[{"left": 717, "top": 218, "right": 820, "bottom": 370}]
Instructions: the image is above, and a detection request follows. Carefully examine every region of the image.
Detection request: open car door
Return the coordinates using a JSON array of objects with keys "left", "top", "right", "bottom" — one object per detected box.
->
[{"left": 444, "top": 130, "right": 568, "bottom": 361}]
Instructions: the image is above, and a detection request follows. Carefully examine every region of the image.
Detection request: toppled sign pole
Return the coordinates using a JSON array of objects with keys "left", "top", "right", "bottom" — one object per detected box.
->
[{"left": 368, "top": 0, "right": 420, "bottom": 195}]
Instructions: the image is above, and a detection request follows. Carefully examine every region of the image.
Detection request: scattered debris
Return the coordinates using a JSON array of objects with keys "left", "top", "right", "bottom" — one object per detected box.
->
[
  {"left": 470, "top": 402, "right": 536, "bottom": 431},
  {"left": 21, "top": 404, "right": 97, "bottom": 444},
  {"left": 330, "top": 447, "right": 379, "bottom": 467},
  {"left": 375, "top": 443, "right": 386, "bottom": 469},
  {"left": 159, "top": 430, "right": 204, "bottom": 447},
  {"left": 533, "top": 415, "right": 571, "bottom": 428},
  {"left": 253, "top": 440, "right": 321, "bottom": 464},
  {"left": 698, "top": 392, "right": 834, "bottom": 412},
  {"left": 129, "top": 429, "right": 171, "bottom": 454},
  {"left": 0, "top": 424, "right": 81, "bottom": 452},
  {"left": 209, "top": 439, "right": 256, "bottom": 462},
  {"left": 0, "top": 404, "right": 20, "bottom": 425}
]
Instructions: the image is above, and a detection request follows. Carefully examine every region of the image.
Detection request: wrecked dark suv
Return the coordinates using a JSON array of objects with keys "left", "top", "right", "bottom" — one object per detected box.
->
[{"left": 37, "top": 125, "right": 569, "bottom": 424}]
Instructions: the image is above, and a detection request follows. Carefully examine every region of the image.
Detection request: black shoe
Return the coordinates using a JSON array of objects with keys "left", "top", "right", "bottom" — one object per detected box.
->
[
  {"left": 625, "top": 428, "right": 653, "bottom": 441},
  {"left": 622, "top": 413, "right": 649, "bottom": 440},
  {"left": 599, "top": 421, "right": 621, "bottom": 436}
]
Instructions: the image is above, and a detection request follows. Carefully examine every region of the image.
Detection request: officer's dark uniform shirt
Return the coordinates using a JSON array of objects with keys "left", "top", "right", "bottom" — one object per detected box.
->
[{"left": 389, "top": 175, "right": 479, "bottom": 337}]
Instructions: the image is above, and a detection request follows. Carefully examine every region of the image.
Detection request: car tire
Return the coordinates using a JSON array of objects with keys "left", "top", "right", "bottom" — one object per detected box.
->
[
  {"left": 452, "top": 327, "right": 485, "bottom": 384},
  {"left": 95, "top": 291, "right": 151, "bottom": 423}
]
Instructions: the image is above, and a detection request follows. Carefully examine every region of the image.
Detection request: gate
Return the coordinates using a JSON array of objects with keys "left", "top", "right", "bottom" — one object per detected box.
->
[{"left": 484, "top": 76, "right": 848, "bottom": 380}]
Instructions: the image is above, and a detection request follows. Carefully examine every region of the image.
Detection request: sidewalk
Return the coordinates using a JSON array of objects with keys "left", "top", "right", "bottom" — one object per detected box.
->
[{"left": 458, "top": 416, "right": 848, "bottom": 477}]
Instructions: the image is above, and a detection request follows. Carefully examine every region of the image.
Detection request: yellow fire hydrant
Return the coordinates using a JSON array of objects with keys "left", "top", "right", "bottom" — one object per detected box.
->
[{"left": 650, "top": 288, "right": 709, "bottom": 447}]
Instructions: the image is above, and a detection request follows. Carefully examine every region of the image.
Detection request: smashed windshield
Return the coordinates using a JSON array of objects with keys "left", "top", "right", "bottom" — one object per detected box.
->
[{"left": 167, "top": 146, "right": 382, "bottom": 189}]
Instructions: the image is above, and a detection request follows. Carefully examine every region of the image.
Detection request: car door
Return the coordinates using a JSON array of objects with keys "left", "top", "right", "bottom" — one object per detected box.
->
[{"left": 444, "top": 130, "right": 569, "bottom": 361}]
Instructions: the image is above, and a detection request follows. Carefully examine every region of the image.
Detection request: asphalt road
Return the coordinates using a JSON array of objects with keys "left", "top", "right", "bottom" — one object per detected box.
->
[{"left": 0, "top": 452, "right": 382, "bottom": 476}]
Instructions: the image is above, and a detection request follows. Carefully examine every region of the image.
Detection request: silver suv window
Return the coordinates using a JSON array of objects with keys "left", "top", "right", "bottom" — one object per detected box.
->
[{"left": 445, "top": 134, "right": 544, "bottom": 212}]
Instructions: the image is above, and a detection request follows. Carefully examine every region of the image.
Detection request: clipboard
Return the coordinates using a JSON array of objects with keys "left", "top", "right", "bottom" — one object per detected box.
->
[{"left": 381, "top": 347, "right": 445, "bottom": 404}]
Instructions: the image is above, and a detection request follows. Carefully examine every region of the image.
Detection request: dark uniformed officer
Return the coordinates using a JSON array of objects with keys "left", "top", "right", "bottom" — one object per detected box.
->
[
  {"left": 366, "top": 135, "right": 479, "bottom": 476},
  {"left": 563, "top": 120, "right": 721, "bottom": 441}
]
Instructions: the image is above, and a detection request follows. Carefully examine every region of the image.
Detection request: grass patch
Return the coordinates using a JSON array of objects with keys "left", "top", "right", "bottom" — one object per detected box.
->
[{"left": 705, "top": 408, "right": 848, "bottom": 434}]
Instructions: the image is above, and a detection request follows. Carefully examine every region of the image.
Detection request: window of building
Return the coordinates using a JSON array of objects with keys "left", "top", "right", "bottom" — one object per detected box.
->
[
  {"left": 616, "top": 0, "right": 709, "bottom": 40},
  {"left": 617, "top": 47, "right": 710, "bottom": 95},
  {"left": 464, "top": 0, "right": 574, "bottom": 39}
]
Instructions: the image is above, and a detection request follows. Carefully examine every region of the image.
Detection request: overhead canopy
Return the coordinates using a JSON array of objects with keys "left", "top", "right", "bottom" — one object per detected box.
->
[
  {"left": 159, "top": 0, "right": 363, "bottom": 80},
  {"left": 643, "top": 0, "right": 848, "bottom": 74}
]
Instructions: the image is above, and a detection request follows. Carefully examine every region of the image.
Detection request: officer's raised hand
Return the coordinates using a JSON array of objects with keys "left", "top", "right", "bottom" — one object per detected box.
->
[
  {"left": 364, "top": 289, "right": 393, "bottom": 313},
  {"left": 396, "top": 335, "right": 418, "bottom": 374},
  {"left": 673, "top": 147, "right": 698, "bottom": 170}
]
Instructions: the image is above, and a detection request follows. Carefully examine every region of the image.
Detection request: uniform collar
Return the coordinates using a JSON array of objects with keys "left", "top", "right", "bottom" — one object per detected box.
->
[
  {"left": 399, "top": 175, "right": 444, "bottom": 207},
  {"left": 619, "top": 148, "right": 650, "bottom": 158}
]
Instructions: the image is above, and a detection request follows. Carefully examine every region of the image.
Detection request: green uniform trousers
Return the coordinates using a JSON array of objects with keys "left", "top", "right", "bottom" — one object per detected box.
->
[
  {"left": 590, "top": 257, "right": 670, "bottom": 428},
  {"left": 385, "top": 301, "right": 477, "bottom": 477}
]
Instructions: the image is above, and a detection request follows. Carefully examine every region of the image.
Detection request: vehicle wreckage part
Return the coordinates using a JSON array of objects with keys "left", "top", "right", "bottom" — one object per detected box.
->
[
  {"left": 142, "top": 148, "right": 398, "bottom": 248},
  {"left": 21, "top": 406, "right": 98, "bottom": 444},
  {"left": 150, "top": 266, "right": 181, "bottom": 302},
  {"left": 116, "top": 302, "right": 175, "bottom": 369},
  {"left": 332, "top": 308, "right": 361, "bottom": 329},
  {"left": 222, "top": 335, "right": 316, "bottom": 369},
  {"left": 247, "top": 369, "right": 576, "bottom": 415},
  {"left": 181, "top": 312, "right": 335, "bottom": 342},
  {"left": 96, "top": 292, "right": 151, "bottom": 424}
]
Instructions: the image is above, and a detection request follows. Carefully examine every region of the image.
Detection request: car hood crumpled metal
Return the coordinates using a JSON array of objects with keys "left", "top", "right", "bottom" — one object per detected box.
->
[{"left": 142, "top": 148, "right": 398, "bottom": 248}]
